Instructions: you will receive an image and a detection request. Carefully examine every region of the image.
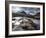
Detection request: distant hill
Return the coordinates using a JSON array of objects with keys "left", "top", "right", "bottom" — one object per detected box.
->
[{"left": 12, "top": 11, "right": 40, "bottom": 20}]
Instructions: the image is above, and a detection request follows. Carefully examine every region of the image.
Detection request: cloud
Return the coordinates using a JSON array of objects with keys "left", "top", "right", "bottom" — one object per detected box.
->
[{"left": 12, "top": 7, "right": 40, "bottom": 15}]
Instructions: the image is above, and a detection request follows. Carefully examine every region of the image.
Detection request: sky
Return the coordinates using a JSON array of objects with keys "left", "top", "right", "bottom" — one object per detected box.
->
[{"left": 12, "top": 7, "right": 40, "bottom": 15}]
